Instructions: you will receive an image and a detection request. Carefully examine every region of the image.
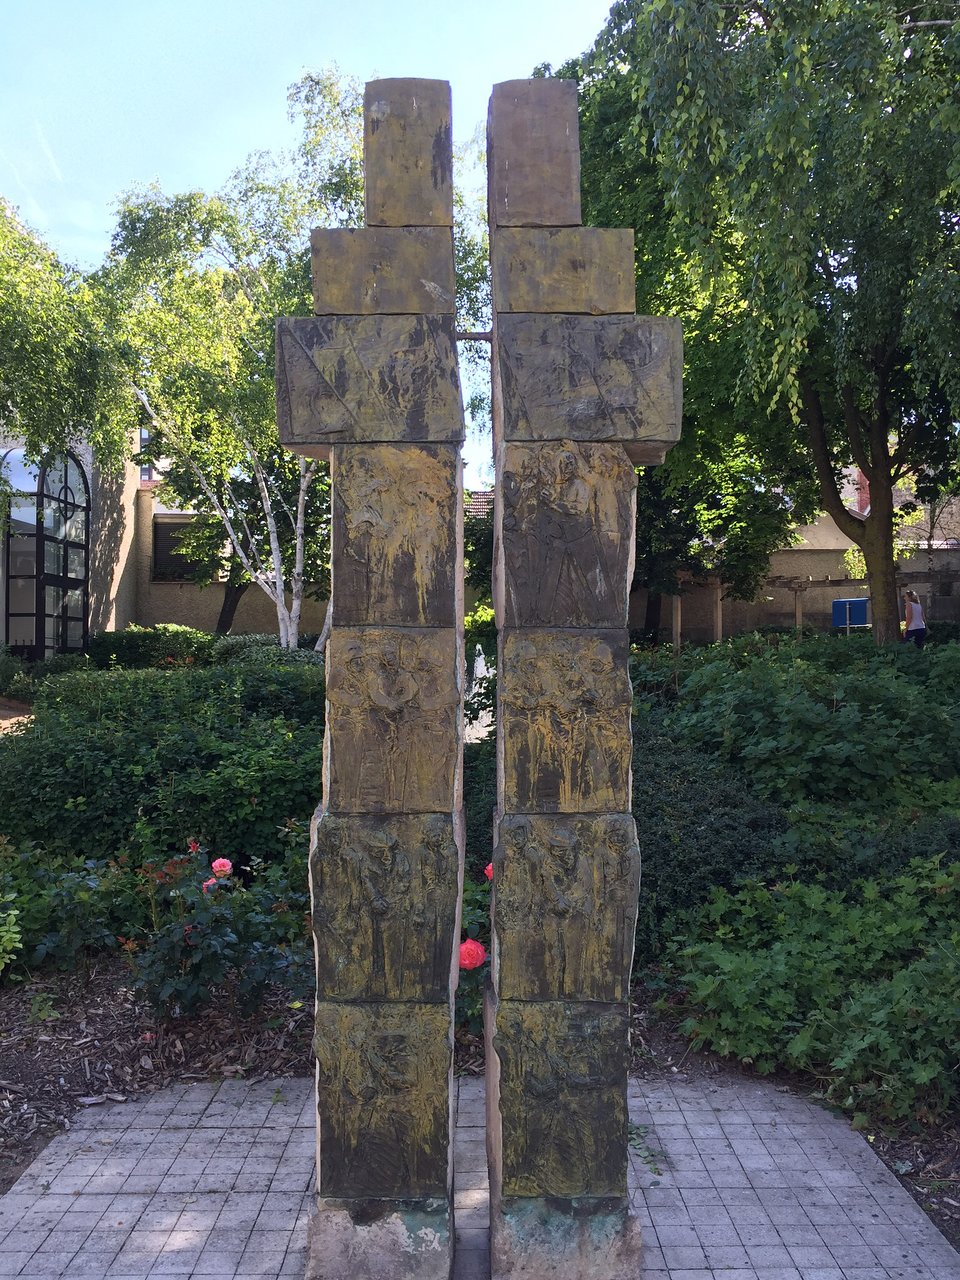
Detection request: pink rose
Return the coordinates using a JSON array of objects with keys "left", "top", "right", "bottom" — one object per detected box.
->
[
  {"left": 202, "top": 877, "right": 217, "bottom": 893},
  {"left": 484, "top": 863, "right": 493, "bottom": 882},
  {"left": 459, "top": 939, "right": 487, "bottom": 971},
  {"left": 211, "top": 858, "right": 232, "bottom": 877}
]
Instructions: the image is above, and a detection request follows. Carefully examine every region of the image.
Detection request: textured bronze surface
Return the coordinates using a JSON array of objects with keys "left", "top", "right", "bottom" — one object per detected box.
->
[
  {"left": 495, "top": 313, "right": 682, "bottom": 459},
  {"left": 326, "top": 627, "right": 459, "bottom": 814},
  {"left": 275, "top": 315, "right": 464, "bottom": 457},
  {"left": 364, "top": 79, "right": 453, "bottom": 227},
  {"left": 332, "top": 444, "right": 459, "bottom": 627},
  {"left": 493, "top": 815, "right": 640, "bottom": 1002},
  {"left": 492, "top": 228, "right": 635, "bottom": 315},
  {"left": 311, "top": 814, "right": 459, "bottom": 1003},
  {"left": 314, "top": 1001, "right": 452, "bottom": 1198},
  {"left": 487, "top": 80, "right": 581, "bottom": 228},
  {"left": 493, "top": 1000, "right": 628, "bottom": 1197},
  {"left": 500, "top": 629, "right": 632, "bottom": 813},
  {"left": 311, "top": 227, "right": 455, "bottom": 315},
  {"left": 497, "top": 441, "right": 636, "bottom": 629}
]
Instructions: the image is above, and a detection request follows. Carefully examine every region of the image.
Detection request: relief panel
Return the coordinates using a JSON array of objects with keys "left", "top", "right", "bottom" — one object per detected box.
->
[
  {"left": 495, "top": 313, "right": 682, "bottom": 461},
  {"left": 326, "top": 627, "right": 459, "bottom": 814},
  {"left": 493, "top": 814, "right": 640, "bottom": 1002},
  {"left": 500, "top": 629, "right": 632, "bottom": 813},
  {"left": 315, "top": 1001, "right": 452, "bottom": 1198},
  {"left": 311, "top": 813, "right": 460, "bottom": 1003},
  {"left": 276, "top": 315, "right": 464, "bottom": 458},
  {"left": 497, "top": 441, "right": 636, "bottom": 629},
  {"left": 332, "top": 444, "right": 459, "bottom": 628},
  {"left": 493, "top": 1000, "right": 628, "bottom": 1197}
]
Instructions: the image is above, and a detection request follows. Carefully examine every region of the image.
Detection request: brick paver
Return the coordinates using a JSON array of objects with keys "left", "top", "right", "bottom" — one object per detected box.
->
[{"left": 0, "top": 1074, "right": 957, "bottom": 1278}]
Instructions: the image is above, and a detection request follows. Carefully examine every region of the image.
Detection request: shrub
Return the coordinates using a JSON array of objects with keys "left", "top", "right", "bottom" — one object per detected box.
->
[
  {"left": 463, "top": 738, "right": 497, "bottom": 881},
  {"left": 0, "top": 892, "right": 21, "bottom": 975},
  {"left": 666, "top": 857, "right": 960, "bottom": 1122},
  {"left": 0, "top": 648, "right": 24, "bottom": 696},
  {"left": 88, "top": 624, "right": 217, "bottom": 669},
  {"left": 0, "top": 667, "right": 325, "bottom": 864}
]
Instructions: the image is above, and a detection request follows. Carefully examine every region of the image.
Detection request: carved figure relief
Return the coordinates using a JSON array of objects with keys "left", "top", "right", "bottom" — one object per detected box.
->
[
  {"left": 326, "top": 628, "right": 459, "bottom": 814},
  {"left": 500, "top": 629, "right": 632, "bottom": 812},
  {"left": 315, "top": 1002, "right": 451, "bottom": 1198},
  {"left": 500, "top": 442, "right": 635, "bottom": 627},
  {"left": 494, "top": 1001, "right": 628, "bottom": 1197},
  {"left": 493, "top": 815, "right": 640, "bottom": 1002},
  {"left": 311, "top": 814, "right": 458, "bottom": 1002},
  {"left": 276, "top": 314, "right": 464, "bottom": 455},
  {"left": 333, "top": 445, "right": 458, "bottom": 627}
]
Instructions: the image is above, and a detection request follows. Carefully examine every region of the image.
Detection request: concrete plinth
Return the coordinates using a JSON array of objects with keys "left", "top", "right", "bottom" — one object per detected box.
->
[
  {"left": 490, "top": 1197, "right": 643, "bottom": 1280},
  {"left": 306, "top": 1197, "right": 453, "bottom": 1280}
]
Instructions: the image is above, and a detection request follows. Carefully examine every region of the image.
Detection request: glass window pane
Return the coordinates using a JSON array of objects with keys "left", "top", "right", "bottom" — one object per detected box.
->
[
  {"left": 66, "top": 456, "right": 88, "bottom": 502},
  {"left": 42, "top": 501, "right": 65, "bottom": 538},
  {"left": 65, "top": 589, "right": 83, "bottom": 615},
  {"left": 65, "top": 508, "right": 86, "bottom": 542},
  {"left": 9, "top": 497, "right": 37, "bottom": 532},
  {"left": 45, "top": 586, "right": 64, "bottom": 616},
  {"left": 9, "top": 537, "right": 36, "bottom": 576},
  {"left": 1, "top": 448, "right": 40, "bottom": 496},
  {"left": 45, "top": 616, "right": 58, "bottom": 648},
  {"left": 43, "top": 460, "right": 65, "bottom": 497},
  {"left": 44, "top": 539, "right": 62, "bottom": 575},
  {"left": 8, "top": 617, "right": 36, "bottom": 645},
  {"left": 67, "top": 545, "right": 85, "bottom": 578},
  {"left": 9, "top": 579, "right": 36, "bottom": 612},
  {"left": 66, "top": 620, "right": 83, "bottom": 646}
]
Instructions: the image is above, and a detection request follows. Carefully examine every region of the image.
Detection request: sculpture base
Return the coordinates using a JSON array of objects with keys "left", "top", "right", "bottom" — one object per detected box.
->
[
  {"left": 306, "top": 1197, "right": 453, "bottom": 1280},
  {"left": 491, "top": 1196, "right": 643, "bottom": 1280}
]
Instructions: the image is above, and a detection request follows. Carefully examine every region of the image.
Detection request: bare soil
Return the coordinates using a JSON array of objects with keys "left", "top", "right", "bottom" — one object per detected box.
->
[{"left": 0, "top": 960, "right": 956, "bottom": 1251}]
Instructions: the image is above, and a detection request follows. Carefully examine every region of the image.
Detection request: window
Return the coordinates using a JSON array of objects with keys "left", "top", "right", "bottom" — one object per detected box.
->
[
  {"left": 2, "top": 449, "right": 90, "bottom": 659},
  {"left": 152, "top": 516, "right": 199, "bottom": 581}
]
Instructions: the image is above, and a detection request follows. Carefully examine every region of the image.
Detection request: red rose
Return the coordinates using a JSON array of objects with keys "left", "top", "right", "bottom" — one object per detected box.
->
[
  {"left": 484, "top": 863, "right": 493, "bottom": 882},
  {"left": 459, "top": 939, "right": 487, "bottom": 971}
]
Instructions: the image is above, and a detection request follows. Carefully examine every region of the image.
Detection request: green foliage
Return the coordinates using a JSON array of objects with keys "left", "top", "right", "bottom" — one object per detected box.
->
[
  {"left": 0, "top": 667, "right": 325, "bottom": 864},
  {"left": 632, "top": 705, "right": 788, "bottom": 962},
  {"left": 464, "top": 605, "right": 496, "bottom": 728},
  {"left": 667, "top": 858, "right": 960, "bottom": 1122},
  {"left": 463, "top": 738, "right": 497, "bottom": 881},
  {"left": 667, "top": 639, "right": 960, "bottom": 807},
  {"left": 0, "top": 892, "right": 21, "bottom": 976},
  {"left": 89, "top": 624, "right": 217, "bottom": 670},
  {"left": 209, "top": 633, "right": 324, "bottom": 667}
]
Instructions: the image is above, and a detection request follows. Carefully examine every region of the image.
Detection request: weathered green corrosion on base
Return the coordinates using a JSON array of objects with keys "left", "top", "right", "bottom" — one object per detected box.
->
[
  {"left": 306, "top": 1198, "right": 452, "bottom": 1280},
  {"left": 490, "top": 1197, "right": 644, "bottom": 1280}
]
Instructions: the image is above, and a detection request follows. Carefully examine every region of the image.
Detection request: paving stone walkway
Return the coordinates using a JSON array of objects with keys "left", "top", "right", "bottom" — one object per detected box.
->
[{"left": 0, "top": 1074, "right": 957, "bottom": 1279}]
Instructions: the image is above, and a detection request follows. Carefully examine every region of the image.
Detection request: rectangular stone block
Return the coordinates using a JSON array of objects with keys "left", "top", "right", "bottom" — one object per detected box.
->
[
  {"left": 312, "top": 227, "right": 455, "bottom": 315},
  {"left": 491, "top": 228, "right": 635, "bottom": 314},
  {"left": 491, "top": 999, "right": 629, "bottom": 1197},
  {"left": 495, "top": 441, "right": 637, "bottom": 630},
  {"left": 314, "top": 1001, "right": 452, "bottom": 1198},
  {"left": 499, "top": 628, "right": 632, "bottom": 813},
  {"left": 325, "top": 627, "right": 460, "bottom": 814},
  {"left": 491, "top": 1196, "right": 642, "bottom": 1280},
  {"left": 492, "top": 814, "right": 640, "bottom": 1002},
  {"left": 307, "top": 1197, "right": 452, "bottom": 1280},
  {"left": 364, "top": 79, "right": 453, "bottom": 227},
  {"left": 494, "top": 313, "right": 683, "bottom": 462},
  {"left": 487, "top": 80, "right": 581, "bottom": 227},
  {"left": 276, "top": 315, "right": 464, "bottom": 458},
  {"left": 331, "top": 443, "right": 460, "bottom": 628},
  {"left": 311, "top": 813, "right": 461, "bottom": 1002}
]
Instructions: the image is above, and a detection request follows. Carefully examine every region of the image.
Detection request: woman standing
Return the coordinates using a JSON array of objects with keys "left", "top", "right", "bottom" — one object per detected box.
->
[{"left": 902, "top": 590, "right": 928, "bottom": 649}]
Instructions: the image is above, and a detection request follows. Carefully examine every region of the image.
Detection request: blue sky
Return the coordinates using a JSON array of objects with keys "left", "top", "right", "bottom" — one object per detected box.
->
[{"left": 0, "top": 0, "right": 613, "bottom": 268}]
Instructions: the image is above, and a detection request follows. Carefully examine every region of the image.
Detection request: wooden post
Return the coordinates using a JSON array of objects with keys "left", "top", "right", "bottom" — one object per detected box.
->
[
  {"left": 712, "top": 579, "right": 723, "bottom": 644},
  {"left": 672, "top": 593, "right": 682, "bottom": 652}
]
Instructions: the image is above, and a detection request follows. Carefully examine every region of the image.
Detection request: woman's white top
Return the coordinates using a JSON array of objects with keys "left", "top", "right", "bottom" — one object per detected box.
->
[{"left": 906, "top": 601, "right": 926, "bottom": 631}]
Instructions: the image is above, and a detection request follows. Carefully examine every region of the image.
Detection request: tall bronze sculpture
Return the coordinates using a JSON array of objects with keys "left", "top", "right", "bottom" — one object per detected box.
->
[
  {"left": 277, "top": 79, "right": 465, "bottom": 1280},
  {"left": 485, "top": 79, "right": 682, "bottom": 1278}
]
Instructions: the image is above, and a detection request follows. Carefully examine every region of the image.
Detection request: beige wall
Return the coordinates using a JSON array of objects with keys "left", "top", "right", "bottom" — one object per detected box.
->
[
  {"left": 87, "top": 446, "right": 141, "bottom": 633},
  {"left": 131, "top": 489, "right": 329, "bottom": 636}
]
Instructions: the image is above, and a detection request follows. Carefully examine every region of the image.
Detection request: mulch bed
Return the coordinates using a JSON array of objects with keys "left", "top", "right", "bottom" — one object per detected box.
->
[{"left": 0, "top": 959, "right": 957, "bottom": 1252}]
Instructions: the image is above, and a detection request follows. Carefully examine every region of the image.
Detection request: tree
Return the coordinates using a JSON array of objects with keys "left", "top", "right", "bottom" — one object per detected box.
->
[
  {"left": 0, "top": 199, "right": 131, "bottom": 474},
  {"left": 546, "top": 42, "right": 820, "bottom": 630},
  {"left": 584, "top": 0, "right": 960, "bottom": 643}
]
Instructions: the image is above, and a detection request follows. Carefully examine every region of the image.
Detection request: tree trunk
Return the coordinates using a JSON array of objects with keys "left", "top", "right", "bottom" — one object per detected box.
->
[
  {"left": 643, "top": 591, "right": 663, "bottom": 642},
  {"left": 215, "top": 581, "right": 248, "bottom": 635},
  {"left": 860, "top": 504, "right": 901, "bottom": 645}
]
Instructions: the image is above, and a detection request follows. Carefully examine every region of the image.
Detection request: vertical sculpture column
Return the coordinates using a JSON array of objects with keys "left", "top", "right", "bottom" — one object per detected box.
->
[
  {"left": 276, "top": 79, "right": 464, "bottom": 1280},
  {"left": 485, "top": 80, "right": 683, "bottom": 1279}
]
